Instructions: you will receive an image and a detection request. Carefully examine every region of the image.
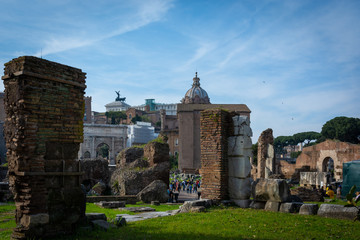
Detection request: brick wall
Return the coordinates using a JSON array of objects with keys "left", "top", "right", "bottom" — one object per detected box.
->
[
  {"left": 2, "top": 56, "right": 86, "bottom": 239},
  {"left": 200, "top": 109, "right": 232, "bottom": 200}
]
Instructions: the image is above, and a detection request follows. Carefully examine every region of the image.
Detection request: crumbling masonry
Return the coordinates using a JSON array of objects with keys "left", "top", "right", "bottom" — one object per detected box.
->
[
  {"left": 2, "top": 56, "right": 86, "bottom": 239},
  {"left": 200, "top": 109, "right": 252, "bottom": 206}
]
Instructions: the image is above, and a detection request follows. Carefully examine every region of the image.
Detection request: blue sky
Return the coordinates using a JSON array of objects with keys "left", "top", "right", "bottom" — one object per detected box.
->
[{"left": 1, "top": 0, "right": 359, "bottom": 142}]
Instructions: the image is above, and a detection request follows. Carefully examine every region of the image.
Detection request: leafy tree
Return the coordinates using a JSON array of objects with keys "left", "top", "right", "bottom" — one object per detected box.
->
[
  {"left": 290, "top": 151, "right": 302, "bottom": 159},
  {"left": 105, "top": 111, "right": 127, "bottom": 124},
  {"left": 97, "top": 144, "right": 109, "bottom": 158},
  {"left": 292, "top": 131, "right": 322, "bottom": 145},
  {"left": 131, "top": 114, "right": 151, "bottom": 124},
  {"left": 251, "top": 143, "right": 258, "bottom": 165},
  {"left": 321, "top": 117, "right": 360, "bottom": 144}
]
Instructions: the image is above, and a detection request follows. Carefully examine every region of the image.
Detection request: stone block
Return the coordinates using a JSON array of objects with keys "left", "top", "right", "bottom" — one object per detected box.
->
[
  {"left": 228, "top": 177, "right": 251, "bottom": 199},
  {"left": 264, "top": 201, "right": 280, "bottom": 212},
  {"left": 91, "top": 219, "right": 116, "bottom": 231},
  {"left": 233, "top": 116, "right": 253, "bottom": 136},
  {"left": 233, "top": 199, "right": 251, "bottom": 208},
  {"left": 317, "top": 204, "right": 359, "bottom": 220},
  {"left": 279, "top": 202, "right": 303, "bottom": 213},
  {"left": 86, "top": 213, "right": 107, "bottom": 221},
  {"left": 253, "top": 179, "right": 291, "bottom": 202},
  {"left": 249, "top": 201, "right": 266, "bottom": 209},
  {"left": 96, "top": 201, "right": 126, "bottom": 209},
  {"left": 228, "top": 157, "right": 251, "bottom": 178},
  {"left": 179, "top": 199, "right": 213, "bottom": 213},
  {"left": 228, "top": 136, "right": 252, "bottom": 156},
  {"left": 299, "top": 204, "right": 319, "bottom": 215},
  {"left": 20, "top": 213, "right": 49, "bottom": 227}
]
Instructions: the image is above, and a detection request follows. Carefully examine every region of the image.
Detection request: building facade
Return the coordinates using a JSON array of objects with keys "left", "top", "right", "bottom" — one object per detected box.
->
[{"left": 177, "top": 73, "right": 251, "bottom": 173}]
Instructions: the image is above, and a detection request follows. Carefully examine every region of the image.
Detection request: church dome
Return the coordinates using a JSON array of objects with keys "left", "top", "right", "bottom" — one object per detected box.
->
[{"left": 181, "top": 72, "right": 210, "bottom": 104}]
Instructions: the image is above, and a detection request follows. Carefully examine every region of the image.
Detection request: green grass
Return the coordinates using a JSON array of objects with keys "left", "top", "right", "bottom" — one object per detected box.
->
[
  {"left": 0, "top": 203, "right": 16, "bottom": 239},
  {"left": 2, "top": 203, "right": 360, "bottom": 240}
]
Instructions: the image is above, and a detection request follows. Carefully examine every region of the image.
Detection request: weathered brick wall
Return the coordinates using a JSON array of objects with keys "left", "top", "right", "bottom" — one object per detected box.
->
[
  {"left": 2, "top": 56, "right": 86, "bottom": 239},
  {"left": 200, "top": 109, "right": 232, "bottom": 200}
]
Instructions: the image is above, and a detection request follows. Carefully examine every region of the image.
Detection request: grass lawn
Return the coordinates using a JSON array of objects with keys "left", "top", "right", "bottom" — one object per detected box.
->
[{"left": 1, "top": 202, "right": 360, "bottom": 240}]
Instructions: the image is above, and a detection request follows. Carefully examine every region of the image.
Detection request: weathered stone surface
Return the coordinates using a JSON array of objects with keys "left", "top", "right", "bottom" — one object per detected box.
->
[
  {"left": 110, "top": 161, "right": 170, "bottom": 196},
  {"left": 116, "top": 212, "right": 171, "bottom": 222},
  {"left": 299, "top": 204, "right": 319, "bottom": 215},
  {"left": 81, "top": 159, "right": 110, "bottom": 191},
  {"left": 91, "top": 181, "right": 108, "bottom": 196},
  {"left": 279, "top": 202, "right": 303, "bottom": 213},
  {"left": 137, "top": 180, "right": 168, "bottom": 203},
  {"left": 290, "top": 187, "right": 324, "bottom": 202},
  {"left": 2, "top": 56, "right": 86, "bottom": 239},
  {"left": 179, "top": 199, "right": 213, "bottom": 213},
  {"left": 116, "top": 147, "right": 144, "bottom": 168},
  {"left": 91, "top": 219, "right": 116, "bottom": 231},
  {"left": 317, "top": 204, "right": 359, "bottom": 220},
  {"left": 253, "top": 179, "right": 291, "bottom": 202},
  {"left": 257, "top": 128, "right": 275, "bottom": 179},
  {"left": 264, "top": 201, "right": 280, "bottom": 212},
  {"left": 151, "top": 201, "right": 160, "bottom": 206},
  {"left": 95, "top": 201, "right": 126, "bottom": 209},
  {"left": 114, "top": 216, "right": 126, "bottom": 227},
  {"left": 118, "top": 207, "right": 155, "bottom": 213},
  {"left": 228, "top": 157, "right": 252, "bottom": 178},
  {"left": 190, "top": 206, "right": 206, "bottom": 212},
  {"left": 249, "top": 201, "right": 266, "bottom": 209},
  {"left": 228, "top": 136, "right": 252, "bottom": 156},
  {"left": 228, "top": 177, "right": 251, "bottom": 199},
  {"left": 86, "top": 213, "right": 107, "bottom": 221},
  {"left": 232, "top": 115, "right": 252, "bottom": 137},
  {"left": 233, "top": 199, "right": 251, "bottom": 208},
  {"left": 143, "top": 141, "right": 169, "bottom": 166}
]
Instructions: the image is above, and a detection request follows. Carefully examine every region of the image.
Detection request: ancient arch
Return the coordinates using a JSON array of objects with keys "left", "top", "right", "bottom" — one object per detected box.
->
[
  {"left": 96, "top": 142, "right": 110, "bottom": 159},
  {"left": 295, "top": 140, "right": 360, "bottom": 181},
  {"left": 83, "top": 151, "right": 91, "bottom": 158},
  {"left": 79, "top": 124, "right": 128, "bottom": 165}
]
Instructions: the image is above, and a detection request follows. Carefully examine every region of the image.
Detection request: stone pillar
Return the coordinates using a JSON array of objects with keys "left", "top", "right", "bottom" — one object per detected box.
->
[
  {"left": 200, "top": 109, "right": 231, "bottom": 200},
  {"left": 160, "top": 109, "right": 166, "bottom": 131},
  {"left": 228, "top": 115, "right": 253, "bottom": 207},
  {"left": 257, "top": 128, "right": 275, "bottom": 179},
  {"left": 2, "top": 56, "right": 86, "bottom": 239}
]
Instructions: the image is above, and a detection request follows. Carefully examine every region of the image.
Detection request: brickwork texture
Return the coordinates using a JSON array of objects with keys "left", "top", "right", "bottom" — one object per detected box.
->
[{"left": 2, "top": 56, "right": 86, "bottom": 239}]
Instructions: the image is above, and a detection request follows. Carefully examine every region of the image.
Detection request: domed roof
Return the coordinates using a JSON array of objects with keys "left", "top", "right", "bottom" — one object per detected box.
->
[{"left": 181, "top": 72, "right": 210, "bottom": 104}]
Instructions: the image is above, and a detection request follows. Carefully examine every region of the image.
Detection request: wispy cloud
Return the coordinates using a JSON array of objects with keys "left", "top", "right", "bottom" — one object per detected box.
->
[{"left": 35, "top": 0, "right": 174, "bottom": 56}]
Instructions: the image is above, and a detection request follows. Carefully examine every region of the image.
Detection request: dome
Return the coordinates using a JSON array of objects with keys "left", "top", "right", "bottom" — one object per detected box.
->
[{"left": 181, "top": 72, "right": 210, "bottom": 104}]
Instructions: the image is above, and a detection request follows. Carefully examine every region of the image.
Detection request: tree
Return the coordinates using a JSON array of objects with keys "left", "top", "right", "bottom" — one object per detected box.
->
[
  {"left": 251, "top": 143, "right": 258, "bottom": 165},
  {"left": 105, "top": 111, "right": 127, "bottom": 124},
  {"left": 321, "top": 117, "right": 360, "bottom": 144},
  {"left": 292, "top": 131, "right": 322, "bottom": 146}
]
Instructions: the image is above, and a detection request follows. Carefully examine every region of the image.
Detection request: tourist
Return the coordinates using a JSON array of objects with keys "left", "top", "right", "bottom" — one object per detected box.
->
[
  {"left": 355, "top": 192, "right": 360, "bottom": 203},
  {"left": 167, "top": 187, "right": 173, "bottom": 203},
  {"left": 197, "top": 186, "right": 201, "bottom": 199},
  {"left": 336, "top": 185, "right": 341, "bottom": 199},
  {"left": 189, "top": 183, "right": 193, "bottom": 194},
  {"left": 174, "top": 186, "right": 180, "bottom": 203},
  {"left": 326, "top": 186, "right": 335, "bottom": 199},
  {"left": 186, "top": 183, "right": 190, "bottom": 193}
]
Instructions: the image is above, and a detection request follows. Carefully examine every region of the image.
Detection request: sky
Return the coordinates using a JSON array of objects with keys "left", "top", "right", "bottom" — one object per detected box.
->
[{"left": 0, "top": 0, "right": 359, "bottom": 142}]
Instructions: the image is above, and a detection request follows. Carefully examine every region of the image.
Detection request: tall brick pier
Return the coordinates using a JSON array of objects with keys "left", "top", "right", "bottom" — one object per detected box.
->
[{"left": 2, "top": 56, "right": 86, "bottom": 239}]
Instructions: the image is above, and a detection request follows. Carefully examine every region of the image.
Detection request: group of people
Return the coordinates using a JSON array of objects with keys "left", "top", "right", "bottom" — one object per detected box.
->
[{"left": 167, "top": 179, "right": 202, "bottom": 203}]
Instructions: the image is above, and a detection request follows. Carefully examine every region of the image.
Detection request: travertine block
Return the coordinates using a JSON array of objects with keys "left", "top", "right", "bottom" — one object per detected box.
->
[
  {"left": 228, "top": 136, "right": 252, "bottom": 156},
  {"left": 228, "top": 177, "right": 251, "bottom": 200},
  {"left": 228, "top": 157, "right": 251, "bottom": 178}
]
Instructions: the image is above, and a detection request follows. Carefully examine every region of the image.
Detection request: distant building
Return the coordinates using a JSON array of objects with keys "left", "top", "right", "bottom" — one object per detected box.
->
[
  {"left": 105, "top": 92, "right": 131, "bottom": 112},
  {"left": 84, "top": 96, "right": 92, "bottom": 123},
  {"left": 127, "top": 122, "right": 158, "bottom": 147},
  {"left": 177, "top": 73, "right": 251, "bottom": 173}
]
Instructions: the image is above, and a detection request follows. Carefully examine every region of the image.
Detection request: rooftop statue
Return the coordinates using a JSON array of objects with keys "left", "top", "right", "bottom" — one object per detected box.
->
[{"left": 115, "top": 91, "right": 126, "bottom": 102}]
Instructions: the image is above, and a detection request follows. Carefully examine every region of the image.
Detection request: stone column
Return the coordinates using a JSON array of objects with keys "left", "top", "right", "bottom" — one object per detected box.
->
[
  {"left": 2, "top": 56, "right": 86, "bottom": 239},
  {"left": 228, "top": 115, "right": 253, "bottom": 207},
  {"left": 257, "top": 128, "right": 275, "bottom": 179}
]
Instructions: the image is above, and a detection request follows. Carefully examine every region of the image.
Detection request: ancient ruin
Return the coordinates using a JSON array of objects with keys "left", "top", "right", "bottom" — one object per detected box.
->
[
  {"left": 200, "top": 109, "right": 252, "bottom": 207},
  {"left": 2, "top": 56, "right": 86, "bottom": 239},
  {"left": 110, "top": 139, "right": 170, "bottom": 200},
  {"left": 257, "top": 128, "right": 275, "bottom": 179}
]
